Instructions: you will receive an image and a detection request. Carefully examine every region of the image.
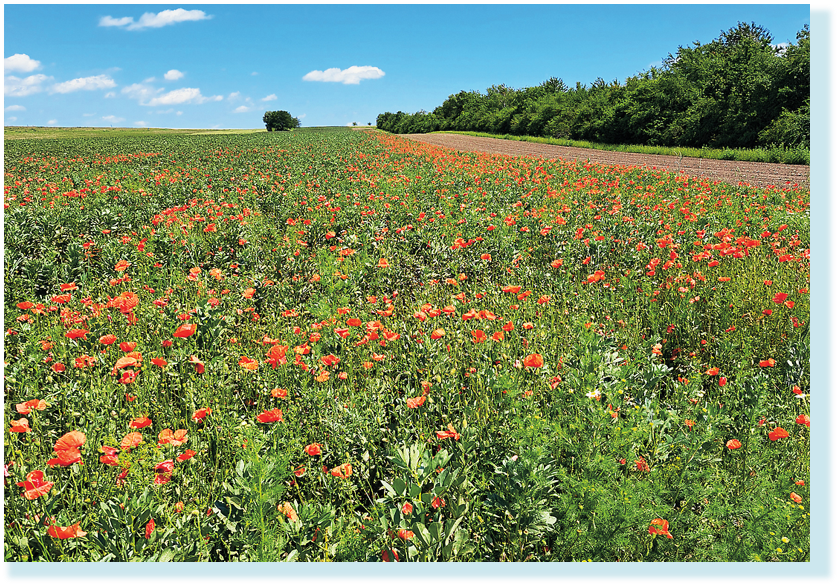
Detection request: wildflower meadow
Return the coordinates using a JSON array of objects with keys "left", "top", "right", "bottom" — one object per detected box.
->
[{"left": 3, "top": 127, "right": 809, "bottom": 561}]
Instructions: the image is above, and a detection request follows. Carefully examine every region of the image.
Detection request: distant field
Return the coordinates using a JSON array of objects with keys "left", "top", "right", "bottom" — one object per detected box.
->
[{"left": 3, "top": 126, "right": 269, "bottom": 140}]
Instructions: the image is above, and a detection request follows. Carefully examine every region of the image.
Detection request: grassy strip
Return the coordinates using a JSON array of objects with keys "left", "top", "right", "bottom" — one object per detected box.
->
[{"left": 433, "top": 130, "right": 810, "bottom": 166}]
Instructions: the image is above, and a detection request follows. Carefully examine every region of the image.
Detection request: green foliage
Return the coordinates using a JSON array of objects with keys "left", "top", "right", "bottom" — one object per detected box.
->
[
  {"left": 263, "top": 110, "right": 301, "bottom": 132},
  {"left": 377, "top": 22, "right": 809, "bottom": 153}
]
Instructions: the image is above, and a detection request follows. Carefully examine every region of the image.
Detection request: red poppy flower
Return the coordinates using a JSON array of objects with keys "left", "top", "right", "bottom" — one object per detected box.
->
[
  {"left": 51, "top": 362, "right": 66, "bottom": 373},
  {"left": 768, "top": 427, "right": 789, "bottom": 441},
  {"left": 99, "top": 334, "right": 117, "bottom": 345},
  {"left": 158, "top": 429, "right": 189, "bottom": 447},
  {"left": 55, "top": 430, "right": 86, "bottom": 453},
  {"left": 430, "top": 328, "right": 445, "bottom": 340},
  {"left": 257, "top": 409, "right": 284, "bottom": 423},
  {"left": 188, "top": 355, "right": 205, "bottom": 374},
  {"left": 523, "top": 354, "right": 544, "bottom": 368},
  {"left": 65, "top": 328, "right": 89, "bottom": 340},
  {"left": 502, "top": 285, "right": 522, "bottom": 294},
  {"left": 114, "top": 260, "right": 131, "bottom": 272},
  {"left": 130, "top": 416, "right": 152, "bottom": 429},
  {"left": 150, "top": 357, "right": 167, "bottom": 368},
  {"left": 472, "top": 330, "right": 488, "bottom": 343},
  {"left": 47, "top": 523, "right": 87, "bottom": 539},
  {"left": 790, "top": 492, "right": 803, "bottom": 504},
  {"left": 321, "top": 354, "right": 340, "bottom": 367},
  {"left": 239, "top": 356, "right": 258, "bottom": 370},
  {"left": 401, "top": 502, "right": 413, "bottom": 516},
  {"left": 648, "top": 518, "right": 673, "bottom": 539},
  {"left": 759, "top": 358, "right": 776, "bottom": 368},
  {"left": 382, "top": 548, "right": 399, "bottom": 562},
  {"left": 435, "top": 423, "right": 460, "bottom": 441},
  {"left": 99, "top": 446, "right": 120, "bottom": 466},
  {"left": 145, "top": 518, "right": 155, "bottom": 539},
  {"left": 635, "top": 457, "right": 650, "bottom": 472},
  {"left": 795, "top": 414, "right": 810, "bottom": 427},
  {"left": 16, "top": 470, "right": 54, "bottom": 500},
  {"left": 173, "top": 323, "right": 197, "bottom": 338},
  {"left": 772, "top": 292, "right": 789, "bottom": 304},
  {"left": 16, "top": 399, "right": 47, "bottom": 415},
  {"left": 304, "top": 443, "right": 323, "bottom": 456},
  {"left": 177, "top": 449, "right": 197, "bottom": 462},
  {"left": 191, "top": 408, "right": 212, "bottom": 422},
  {"left": 406, "top": 396, "right": 426, "bottom": 409},
  {"left": 120, "top": 432, "right": 143, "bottom": 451},
  {"left": 719, "top": 376, "right": 727, "bottom": 387},
  {"left": 347, "top": 317, "right": 362, "bottom": 327},
  {"left": 726, "top": 439, "right": 742, "bottom": 450},
  {"left": 47, "top": 449, "right": 82, "bottom": 467},
  {"left": 398, "top": 528, "right": 415, "bottom": 540},
  {"left": 330, "top": 463, "right": 352, "bottom": 479},
  {"left": 431, "top": 496, "right": 446, "bottom": 509},
  {"left": 705, "top": 367, "right": 719, "bottom": 376}
]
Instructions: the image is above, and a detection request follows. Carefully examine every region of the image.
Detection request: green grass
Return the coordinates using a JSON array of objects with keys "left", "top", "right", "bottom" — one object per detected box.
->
[{"left": 4, "top": 127, "right": 810, "bottom": 562}]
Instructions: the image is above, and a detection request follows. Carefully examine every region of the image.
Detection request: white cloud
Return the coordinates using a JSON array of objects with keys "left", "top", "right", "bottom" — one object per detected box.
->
[
  {"left": 52, "top": 75, "right": 117, "bottom": 94},
  {"left": 102, "top": 115, "right": 125, "bottom": 124},
  {"left": 251, "top": 72, "right": 259, "bottom": 76},
  {"left": 134, "top": 121, "right": 148, "bottom": 127},
  {"left": 233, "top": 105, "right": 251, "bottom": 114},
  {"left": 302, "top": 65, "right": 385, "bottom": 85},
  {"left": 143, "top": 77, "right": 157, "bottom": 83},
  {"left": 6, "top": 116, "right": 17, "bottom": 123},
  {"left": 164, "top": 69, "right": 184, "bottom": 81},
  {"left": 4, "top": 74, "right": 52, "bottom": 96},
  {"left": 176, "top": 111, "right": 183, "bottom": 116},
  {"left": 261, "top": 94, "right": 277, "bottom": 102},
  {"left": 146, "top": 87, "right": 222, "bottom": 106},
  {"left": 4, "top": 54, "right": 42, "bottom": 73},
  {"left": 4, "top": 104, "right": 26, "bottom": 112},
  {"left": 228, "top": 91, "right": 241, "bottom": 101},
  {"left": 121, "top": 83, "right": 158, "bottom": 103},
  {"left": 47, "top": 119, "right": 57, "bottom": 125},
  {"left": 99, "top": 16, "right": 134, "bottom": 28},
  {"left": 99, "top": 9, "right": 212, "bottom": 31}
]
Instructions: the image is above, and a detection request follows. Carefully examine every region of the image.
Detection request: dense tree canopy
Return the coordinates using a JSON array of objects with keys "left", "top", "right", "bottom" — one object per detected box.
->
[
  {"left": 263, "top": 110, "right": 301, "bottom": 132},
  {"left": 377, "top": 22, "right": 809, "bottom": 150}
]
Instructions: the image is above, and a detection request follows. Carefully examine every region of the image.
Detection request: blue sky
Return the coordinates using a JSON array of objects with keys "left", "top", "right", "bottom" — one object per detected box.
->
[{"left": 3, "top": 3, "right": 813, "bottom": 129}]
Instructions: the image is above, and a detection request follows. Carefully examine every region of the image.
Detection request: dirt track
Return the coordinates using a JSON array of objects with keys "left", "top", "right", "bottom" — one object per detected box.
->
[{"left": 400, "top": 133, "right": 810, "bottom": 191}]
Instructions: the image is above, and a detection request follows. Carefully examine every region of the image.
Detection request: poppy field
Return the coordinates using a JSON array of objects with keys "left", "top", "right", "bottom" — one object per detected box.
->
[{"left": 3, "top": 127, "right": 809, "bottom": 561}]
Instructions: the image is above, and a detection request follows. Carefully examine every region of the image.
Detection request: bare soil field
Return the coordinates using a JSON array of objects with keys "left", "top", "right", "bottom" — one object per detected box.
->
[{"left": 401, "top": 133, "right": 810, "bottom": 190}]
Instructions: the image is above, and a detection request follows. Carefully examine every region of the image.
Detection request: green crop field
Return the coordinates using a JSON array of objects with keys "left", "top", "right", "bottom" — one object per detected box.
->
[{"left": 3, "top": 127, "right": 810, "bottom": 562}]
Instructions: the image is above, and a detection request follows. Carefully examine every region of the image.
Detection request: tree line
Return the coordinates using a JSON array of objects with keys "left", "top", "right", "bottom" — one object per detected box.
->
[{"left": 376, "top": 23, "right": 809, "bottom": 150}]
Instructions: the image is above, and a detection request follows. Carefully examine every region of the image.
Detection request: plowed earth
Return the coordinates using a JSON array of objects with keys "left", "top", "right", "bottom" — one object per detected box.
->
[{"left": 400, "top": 133, "right": 810, "bottom": 191}]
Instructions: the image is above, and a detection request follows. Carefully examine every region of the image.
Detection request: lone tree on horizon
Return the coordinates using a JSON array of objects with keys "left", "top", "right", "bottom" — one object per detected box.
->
[{"left": 263, "top": 110, "right": 301, "bottom": 131}]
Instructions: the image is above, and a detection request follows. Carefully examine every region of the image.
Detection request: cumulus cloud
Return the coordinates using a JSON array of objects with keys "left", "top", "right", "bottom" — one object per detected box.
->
[
  {"left": 102, "top": 115, "right": 125, "bottom": 124},
  {"left": 4, "top": 54, "right": 42, "bottom": 73},
  {"left": 233, "top": 105, "right": 251, "bottom": 114},
  {"left": 164, "top": 69, "right": 184, "bottom": 81},
  {"left": 121, "top": 82, "right": 160, "bottom": 103},
  {"left": 302, "top": 65, "right": 385, "bottom": 85},
  {"left": 47, "top": 119, "right": 57, "bottom": 125},
  {"left": 5, "top": 74, "right": 53, "bottom": 96},
  {"left": 99, "top": 9, "right": 212, "bottom": 31},
  {"left": 146, "top": 87, "right": 222, "bottom": 106},
  {"left": 261, "top": 94, "right": 277, "bottom": 102},
  {"left": 52, "top": 75, "right": 117, "bottom": 94},
  {"left": 99, "top": 16, "right": 134, "bottom": 28},
  {"left": 5, "top": 104, "right": 26, "bottom": 112},
  {"left": 227, "top": 91, "right": 241, "bottom": 101},
  {"left": 134, "top": 121, "right": 148, "bottom": 127}
]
